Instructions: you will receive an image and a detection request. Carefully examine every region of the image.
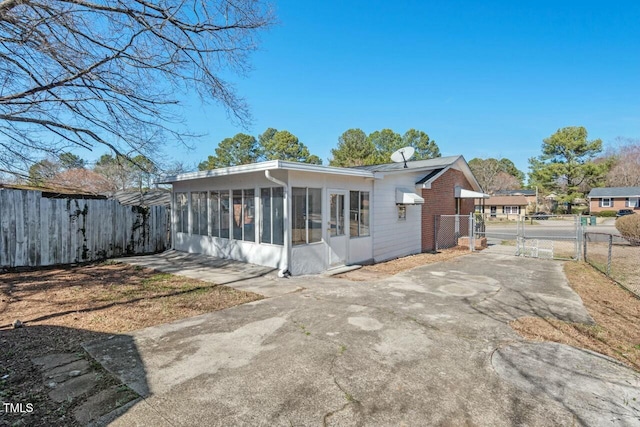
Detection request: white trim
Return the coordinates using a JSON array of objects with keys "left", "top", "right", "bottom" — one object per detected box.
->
[
  {"left": 455, "top": 186, "right": 490, "bottom": 199},
  {"left": 396, "top": 188, "right": 425, "bottom": 204},
  {"left": 419, "top": 167, "right": 449, "bottom": 189},
  {"left": 159, "top": 160, "right": 374, "bottom": 183}
]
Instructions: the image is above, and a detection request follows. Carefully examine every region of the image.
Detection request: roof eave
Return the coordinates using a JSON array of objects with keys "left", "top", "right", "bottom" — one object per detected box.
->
[{"left": 157, "top": 160, "right": 375, "bottom": 184}]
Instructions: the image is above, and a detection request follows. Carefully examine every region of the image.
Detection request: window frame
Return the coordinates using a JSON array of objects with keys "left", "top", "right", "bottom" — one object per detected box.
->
[
  {"left": 260, "top": 187, "right": 285, "bottom": 246},
  {"left": 292, "top": 187, "right": 322, "bottom": 246},
  {"left": 175, "top": 192, "right": 189, "bottom": 234},
  {"left": 601, "top": 198, "right": 612, "bottom": 208},
  {"left": 504, "top": 206, "right": 519, "bottom": 215},
  {"left": 397, "top": 205, "right": 407, "bottom": 221},
  {"left": 191, "top": 191, "right": 208, "bottom": 236},
  {"left": 208, "top": 190, "right": 230, "bottom": 239},
  {"left": 349, "top": 190, "right": 370, "bottom": 238},
  {"left": 232, "top": 189, "right": 255, "bottom": 242},
  {"left": 626, "top": 197, "right": 638, "bottom": 208}
]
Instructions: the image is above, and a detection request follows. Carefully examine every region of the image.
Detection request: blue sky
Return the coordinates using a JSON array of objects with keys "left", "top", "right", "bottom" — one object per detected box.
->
[{"left": 95, "top": 0, "right": 640, "bottom": 176}]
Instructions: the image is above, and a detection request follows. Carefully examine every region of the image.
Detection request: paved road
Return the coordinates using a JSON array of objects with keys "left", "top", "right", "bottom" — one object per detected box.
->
[
  {"left": 484, "top": 220, "right": 618, "bottom": 240},
  {"left": 85, "top": 249, "right": 640, "bottom": 426}
]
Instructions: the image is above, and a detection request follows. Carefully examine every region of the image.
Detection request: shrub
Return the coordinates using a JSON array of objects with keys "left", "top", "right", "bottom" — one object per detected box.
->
[
  {"left": 597, "top": 210, "right": 617, "bottom": 217},
  {"left": 616, "top": 214, "right": 640, "bottom": 245}
]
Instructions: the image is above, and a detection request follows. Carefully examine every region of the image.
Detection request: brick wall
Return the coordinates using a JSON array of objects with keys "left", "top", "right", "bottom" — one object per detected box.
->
[
  {"left": 590, "top": 198, "right": 639, "bottom": 213},
  {"left": 421, "top": 168, "right": 475, "bottom": 251}
]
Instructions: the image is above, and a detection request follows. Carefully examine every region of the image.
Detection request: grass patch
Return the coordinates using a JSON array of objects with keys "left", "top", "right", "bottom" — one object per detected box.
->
[
  {"left": 0, "top": 262, "right": 263, "bottom": 426},
  {"left": 0, "top": 263, "right": 262, "bottom": 333},
  {"left": 510, "top": 261, "right": 640, "bottom": 372}
]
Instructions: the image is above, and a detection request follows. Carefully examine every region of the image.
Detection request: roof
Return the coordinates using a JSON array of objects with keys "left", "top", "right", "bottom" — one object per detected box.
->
[
  {"left": 588, "top": 187, "right": 640, "bottom": 198},
  {"left": 112, "top": 189, "right": 171, "bottom": 207},
  {"left": 158, "top": 160, "right": 374, "bottom": 184},
  {"left": 415, "top": 168, "right": 443, "bottom": 184},
  {"left": 493, "top": 189, "right": 535, "bottom": 196},
  {"left": 482, "top": 195, "right": 528, "bottom": 206},
  {"left": 353, "top": 155, "right": 462, "bottom": 172},
  {"left": 0, "top": 183, "right": 107, "bottom": 199},
  {"left": 159, "top": 155, "right": 483, "bottom": 193}
]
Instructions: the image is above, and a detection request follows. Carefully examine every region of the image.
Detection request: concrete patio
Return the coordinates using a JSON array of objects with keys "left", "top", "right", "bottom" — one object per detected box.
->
[{"left": 85, "top": 250, "right": 640, "bottom": 426}]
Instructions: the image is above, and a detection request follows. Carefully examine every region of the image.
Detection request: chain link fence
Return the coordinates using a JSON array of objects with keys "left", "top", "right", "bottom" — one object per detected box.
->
[
  {"left": 584, "top": 232, "right": 640, "bottom": 297},
  {"left": 472, "top": 214, "right": 581, "bottom": 260},
  {"left": 435, "top": 214, "right": 473, "bottom": 250}
]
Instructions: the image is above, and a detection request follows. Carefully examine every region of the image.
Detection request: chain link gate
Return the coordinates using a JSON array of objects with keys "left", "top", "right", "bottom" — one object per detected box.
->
[
  {"left": 436, "top": 214, "right": 582, "bottom": 260},
  {"left": 435, "top": 214, "right": 475, "bottom": 251}
]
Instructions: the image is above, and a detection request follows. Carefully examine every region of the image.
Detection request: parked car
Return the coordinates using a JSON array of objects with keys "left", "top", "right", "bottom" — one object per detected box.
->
[
  {"left": 526, "top": 211, "right": 549, "bottom": 220},
  {"left": 616, "top": 209, "right": 636, "bottom": 218}
]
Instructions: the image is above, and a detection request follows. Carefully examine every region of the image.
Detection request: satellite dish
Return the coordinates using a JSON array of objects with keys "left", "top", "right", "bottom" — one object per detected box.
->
[{"left": 390, "top": 146, "right": 415, "bottom": 168}]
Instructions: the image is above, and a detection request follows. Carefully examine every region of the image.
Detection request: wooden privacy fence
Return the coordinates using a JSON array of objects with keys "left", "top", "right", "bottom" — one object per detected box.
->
[{"left": 0, "top": 188, "right": 170, "bottom": 268}]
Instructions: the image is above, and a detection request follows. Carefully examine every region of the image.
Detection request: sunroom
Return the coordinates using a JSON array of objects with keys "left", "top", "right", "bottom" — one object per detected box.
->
[{"left": 163, "top": 161, "right": 375, "bottom": 276}]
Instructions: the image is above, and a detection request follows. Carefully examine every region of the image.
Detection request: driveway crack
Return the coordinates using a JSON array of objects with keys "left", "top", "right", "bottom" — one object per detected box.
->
[{"left": 322, "top": 350, "right": 363, "bottom": 427}]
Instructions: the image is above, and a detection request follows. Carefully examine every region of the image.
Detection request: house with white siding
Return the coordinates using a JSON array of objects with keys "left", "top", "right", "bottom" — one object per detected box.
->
[{"left": 160, "top": 155, "right": 483, "bottom": 276}]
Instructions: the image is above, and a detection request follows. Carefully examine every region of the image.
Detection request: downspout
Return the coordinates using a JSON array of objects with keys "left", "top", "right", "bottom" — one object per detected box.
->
[{"left": 265, "top": 170, "right": 290, "bottom": 277}]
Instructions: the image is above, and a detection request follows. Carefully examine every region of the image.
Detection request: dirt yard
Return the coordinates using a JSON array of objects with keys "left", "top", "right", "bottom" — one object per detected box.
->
[
  {"left": 584, "top": 241, "right": 640, "bottom": 296},
  {"left": 511, "top": 261, "right": 640, "bottom": 372},
  {"left": 0, "top": 262, "right": 262, "bottom": 426},
  {"left": 336, "top": 246, "right": 472, "bottom": 280}
]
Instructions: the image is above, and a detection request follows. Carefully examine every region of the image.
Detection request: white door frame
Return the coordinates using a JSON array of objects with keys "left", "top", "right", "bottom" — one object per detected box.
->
[{"left": 327, "top": 189, "right": 348, "bottom": 267}]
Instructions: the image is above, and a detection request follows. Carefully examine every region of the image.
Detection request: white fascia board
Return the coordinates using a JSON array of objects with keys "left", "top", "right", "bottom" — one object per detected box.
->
[
  {"left": 419, "top": 166, "right": 450, "bottom": 189},
  {"left": 277, "top": 161, "right": 375, "bottom": 178},
  {"left": 157, "top": 161, "right": 281, "bottom": 184},
  {"left": 157, "top": 160, "right": 375, "bottom": 184},
  {"left": 453, "top": 156, "right": 484, "bottom": 192}
]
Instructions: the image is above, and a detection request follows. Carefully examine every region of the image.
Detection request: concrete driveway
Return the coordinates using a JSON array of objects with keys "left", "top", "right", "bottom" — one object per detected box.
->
[{"left": 86, "top": 250, "right": 640, "bottom": 426}]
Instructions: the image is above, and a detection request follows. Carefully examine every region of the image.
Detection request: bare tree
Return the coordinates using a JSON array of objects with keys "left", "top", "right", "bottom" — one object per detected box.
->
[
  {"left": 468, "top": 157, "right": 524, "bottom": 193},
  {"left": 0, "top": 0, "right": 273, "bottom": 176},
  {"left": 492, "top": 171, "right": 521, "bottom": 192},
  {"left": 605, "top": 138, "right": 640, "bottom": 187}
]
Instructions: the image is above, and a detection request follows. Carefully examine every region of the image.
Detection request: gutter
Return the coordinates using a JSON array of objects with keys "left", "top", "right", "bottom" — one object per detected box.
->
[{"left": 265, "top": 170, "right": 290, "bottom": 277}]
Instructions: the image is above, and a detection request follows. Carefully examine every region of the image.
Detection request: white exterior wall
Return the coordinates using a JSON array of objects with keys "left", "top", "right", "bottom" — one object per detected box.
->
[
  {"left": 172, "top": 170, "right": 289, "bottom": 270},
  {"left": 287, "top": 171, "right": 374, "bottom": 276},
  {"left": 171, "top": 169, "right": 374, "bottom": 276},
  {"left": 371, "top": 172, "right": 424, "bottom": 262}
]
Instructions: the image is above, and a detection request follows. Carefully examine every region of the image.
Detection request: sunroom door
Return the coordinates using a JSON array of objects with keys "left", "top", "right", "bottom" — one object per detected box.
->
[{"left": 328, "top": 191, "right": 348, "bottom": 267}]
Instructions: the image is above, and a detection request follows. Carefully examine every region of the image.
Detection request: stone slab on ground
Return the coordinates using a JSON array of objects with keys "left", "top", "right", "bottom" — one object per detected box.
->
[
  {"left": 48, "top": 372, "right": 99, "bottom": 403},
  {"left": 73, "top": 385, "right": 138, "bottom": 425},
  {"left": 32, "top": 353, "right": 81, "bottom": 371},
  {"left": 44, "top": 359, "right": 91, "bottom": 383}
]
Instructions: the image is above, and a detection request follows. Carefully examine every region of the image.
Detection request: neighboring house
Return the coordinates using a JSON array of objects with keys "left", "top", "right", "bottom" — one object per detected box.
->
[
  {"left": 588, "top": 187, "right": 640, "bottom": 213},
  {"left": 160, "top": 155, "right": 484, "bottom": 275},
  {"left": 476, "top": 195, "right": 528, "bottom": 218},
  {"left": 493, "top": 189, "right": 537, "bottom": 212}
]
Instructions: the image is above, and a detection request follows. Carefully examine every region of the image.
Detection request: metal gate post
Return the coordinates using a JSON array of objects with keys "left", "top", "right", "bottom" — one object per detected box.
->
[
  {"left": 468, "top": 214, "right": 474, "bottom": 252},
  {"left": 607, "top": 234, "right": 613, "bottom": 276},
  {"left": 583, "top": 231, "right": 588, "bottom": 262},
  {"left": 434, "top": 215, "right": 439, "bottom": 251},
  {"left": 575, "top": 216, "right": 582, "bottom": 261}
]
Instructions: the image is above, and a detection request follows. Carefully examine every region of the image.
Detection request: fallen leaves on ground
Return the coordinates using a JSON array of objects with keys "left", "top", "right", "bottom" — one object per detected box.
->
[{"left": 511, "top": 261, "right": 640, "bottom": 372}]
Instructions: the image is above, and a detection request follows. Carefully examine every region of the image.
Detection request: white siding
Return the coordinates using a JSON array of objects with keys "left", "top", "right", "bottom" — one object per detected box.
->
[
  {"left": 172, "top": 170, "right": 289, "bottom": 270},
  {"left": 371, "top": 173, "right": 424, "bottom": 262},
  {"left": 288, "top": 171, "right": 374, "bottom": 273},
  {"left": 172, "top": 169, "right": 375, "bottom": 275}
]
